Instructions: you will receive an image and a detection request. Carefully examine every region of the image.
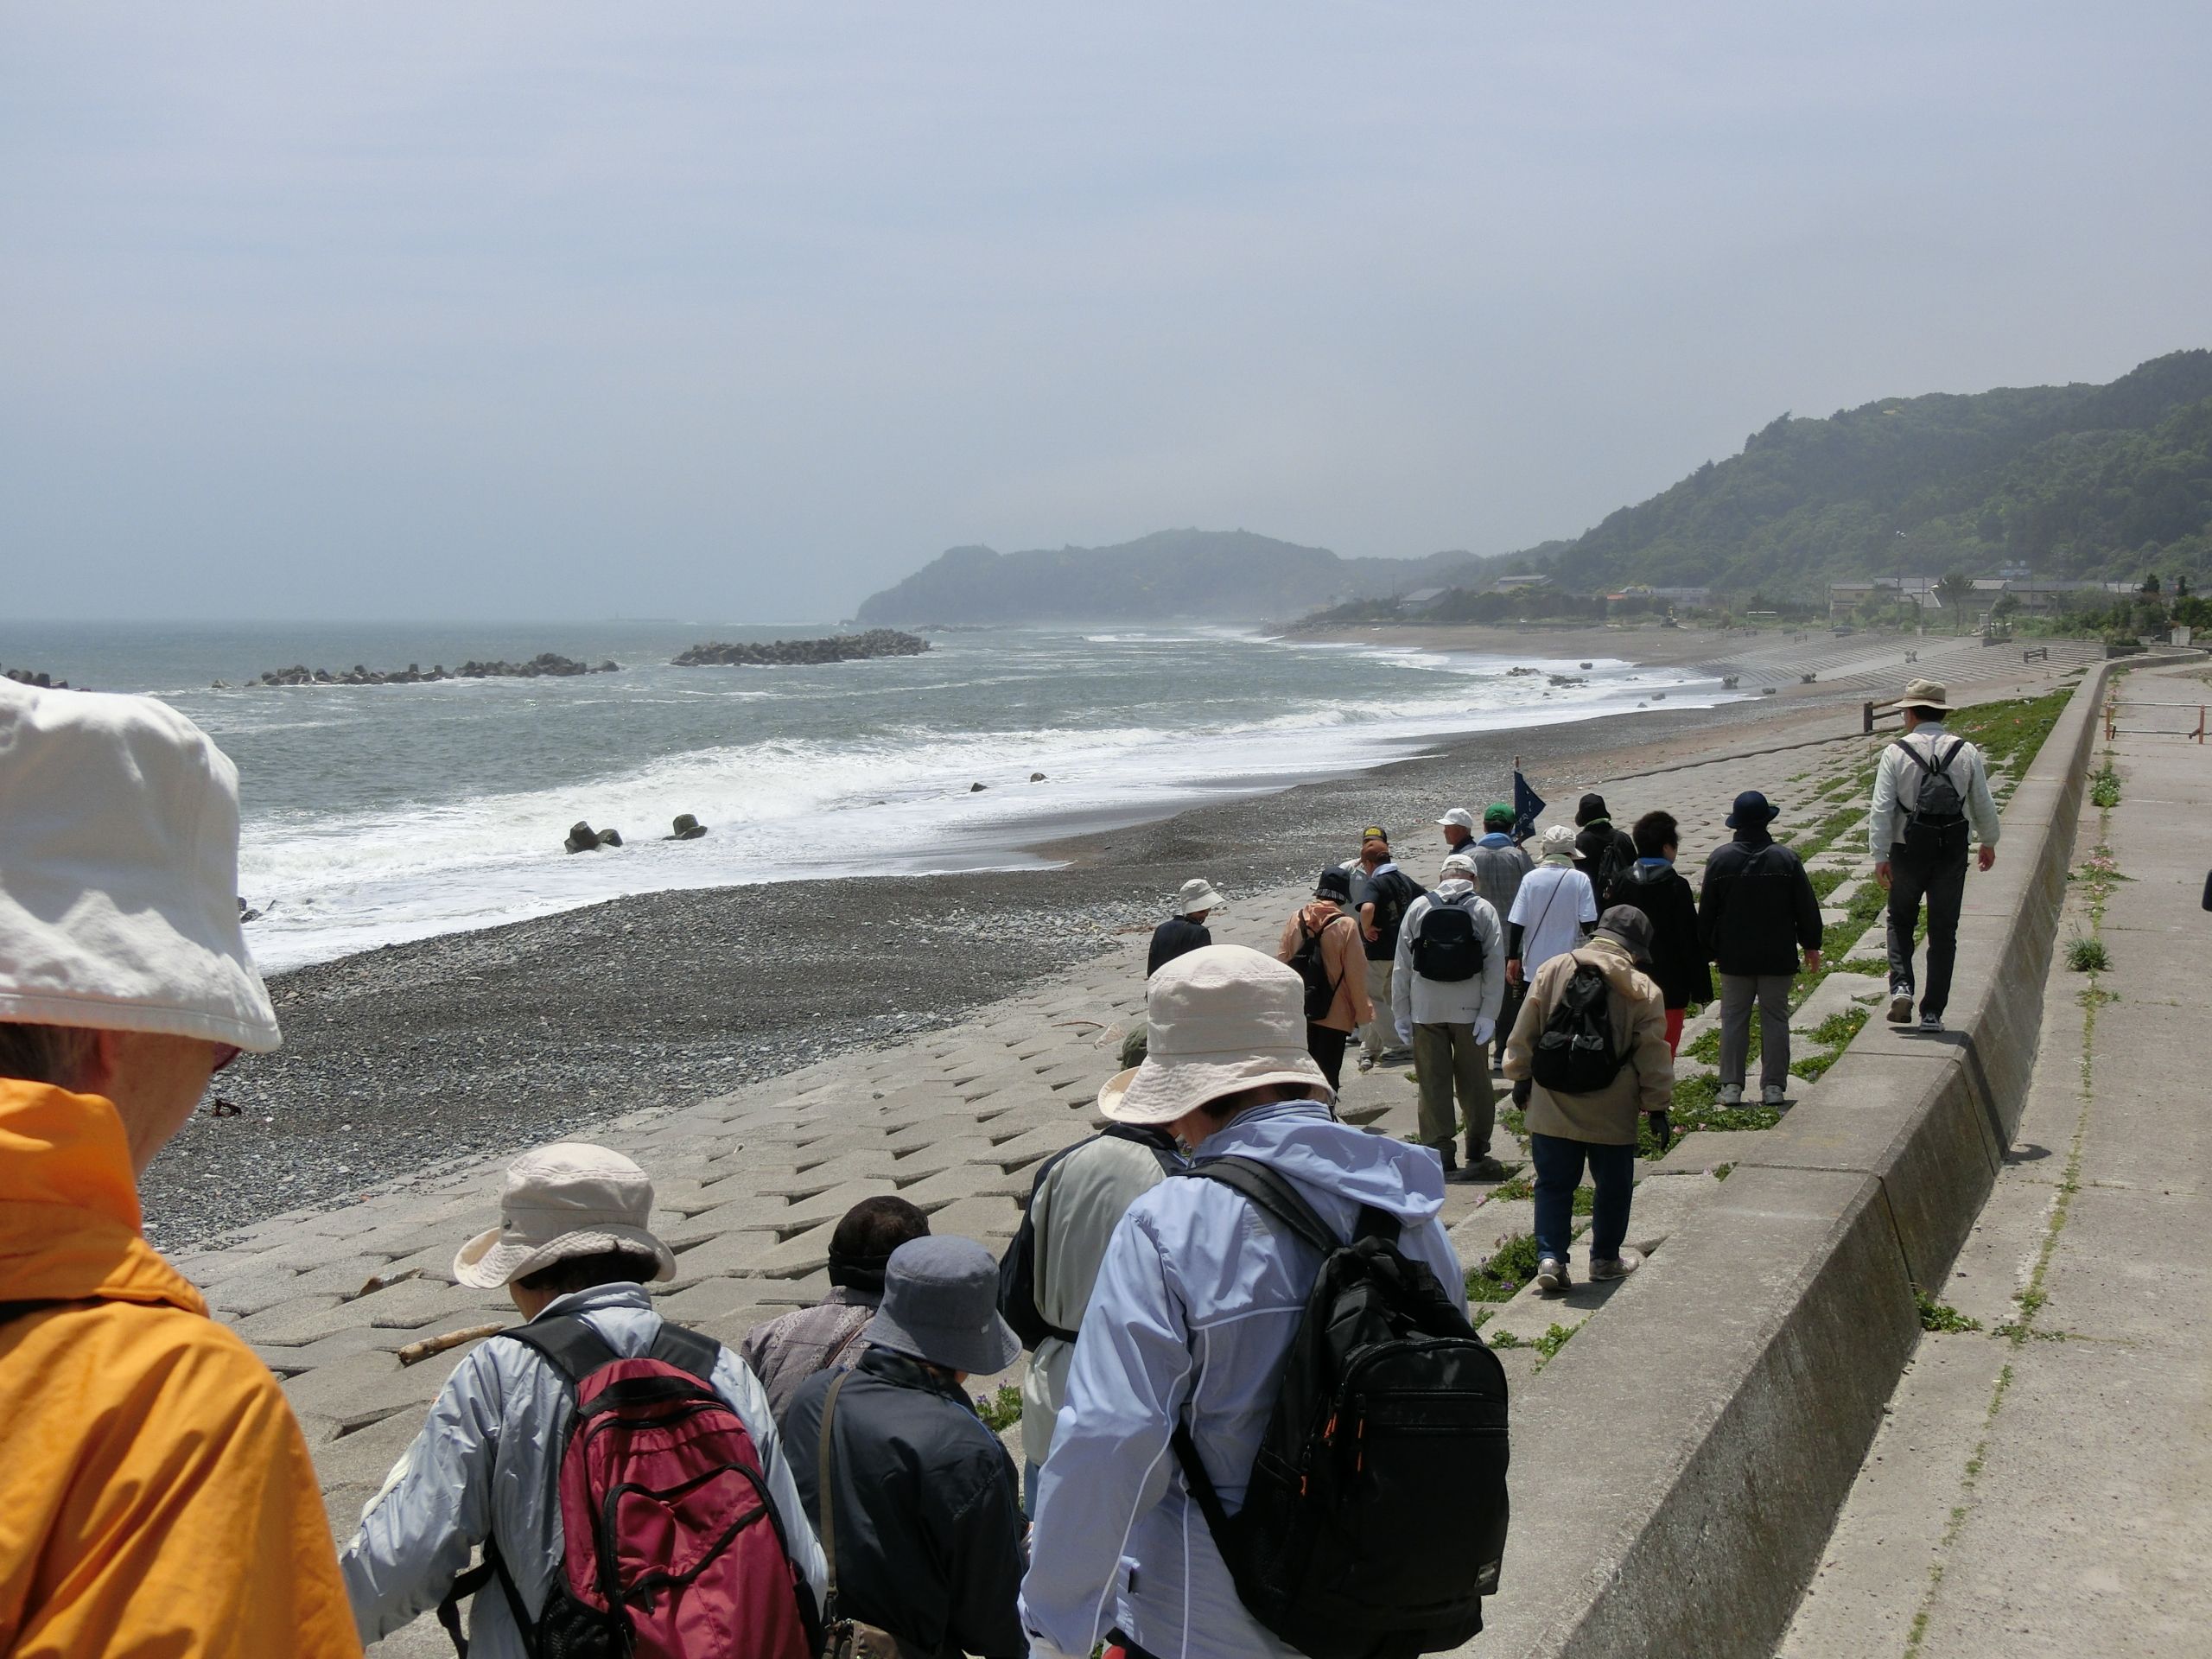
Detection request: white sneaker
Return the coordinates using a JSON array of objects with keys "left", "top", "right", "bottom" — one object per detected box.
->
[
  {"left": 1762, "top": 1084, "right": 1788, "bottom": 1108},
  {"left": 1887, "top": 991, "right": 1915, "bottom": 1025},
  {"left": 1535, "top": 1256, "right": 1569, "bottom": 1293},
  {"left": 1719, "top": 1083, "right": 1745, "bottom": 1106},
  {"left": 1918, "top": 1012, "right": 1943, "bottom": 1034},
  {"left": 1588, "top": 1248, "right": 1644, "bottom": 1281},
  {"left": 1356, "top": 1054, "right": 1376, "bottom": 1073}
]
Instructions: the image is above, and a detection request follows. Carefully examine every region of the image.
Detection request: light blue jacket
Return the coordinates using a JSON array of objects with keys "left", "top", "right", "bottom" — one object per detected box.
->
[
  {"left": 1018, "top": 1102, "right": 1466, "bottom": 1659},
  {"left": 341, "top": 1283, "right": 827, "bottom": 1656}
]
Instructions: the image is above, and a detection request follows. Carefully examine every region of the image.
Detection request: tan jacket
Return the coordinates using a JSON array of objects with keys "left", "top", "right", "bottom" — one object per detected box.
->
[
  {"left": 1502, "top": 937, "right": 1673, "bottom": 1145},
  {"left": 1276, "top": 904, "right": 1375, "bottom": 1032}
]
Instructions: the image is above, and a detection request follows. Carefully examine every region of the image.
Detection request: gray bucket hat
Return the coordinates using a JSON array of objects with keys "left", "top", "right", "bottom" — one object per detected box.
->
[{"left": 863, "top": 1236, "right": 1021, "bottom": 1376}]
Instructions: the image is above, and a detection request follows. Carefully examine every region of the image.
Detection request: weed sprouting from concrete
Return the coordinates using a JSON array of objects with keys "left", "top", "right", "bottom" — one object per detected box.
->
[
  {"left": 975, "top": 1384, "right": 1023, "bottom": 1431},
  {"left": 1466, "top": 1233, "right": 1540, "bottom": 1303},
  {"left": 2064, "top": 936, "right": 2111, "bottom": 972},
  {"left": 1914, "top": 1289, "right": 1982, "bottom": 1334}
]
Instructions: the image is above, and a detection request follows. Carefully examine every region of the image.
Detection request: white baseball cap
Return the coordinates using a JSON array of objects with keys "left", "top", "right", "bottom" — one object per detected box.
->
[
  {"left": 453, "top": 1142, "right": 678, "bottom": 1288},
  {"left": 1440, "top": 853, "right": 1477, "bottom": 877},
  {"left": 1097, "top": 945, "right": 1332, "bottom": 1126},
  {"left": 1176, "top": 877, "right": 1226, "bottom": 915},
  {"left": 1436, "top": 807, "right": 1477, "bottom": 831},
  {"left": 0, "top": 683, "right": 281, "bottom": 1052}
]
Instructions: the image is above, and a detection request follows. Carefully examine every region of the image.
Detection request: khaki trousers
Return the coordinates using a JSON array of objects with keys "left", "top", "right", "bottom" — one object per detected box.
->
[
  {"left": 1414, "top": 1021, "right": 1495, "bottom": 1157},
  {"left": 1361, "top": 960, "right": 1395, "bottom": 1058}
]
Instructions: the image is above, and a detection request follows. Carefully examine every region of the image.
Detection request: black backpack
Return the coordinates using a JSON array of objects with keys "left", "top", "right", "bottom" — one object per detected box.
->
[
  {"left": 1364, "top": 868, "right": 1421, "bottom": 952},
  {"left": 1408, "top": 896, "right": 1484, "bottom": 982},
  {"left": 1897, "top": 735, "right": 1967, "bottom": 821},
  {"left": 1530, "top": 957, "right": 1625, "bottom": 1095},
  {"left": 1591, "top": 834, "right": 1630, "bottom": 908},
  {"left": 1288, "top": 917, "right": 1342, "bottom": 1020},
  {"left": 1168, "top": 1158, "right": 1510, "bottom": 1659},
  {"left": 998, "top": 1127, "right": 1182, "bottom": 1348}
]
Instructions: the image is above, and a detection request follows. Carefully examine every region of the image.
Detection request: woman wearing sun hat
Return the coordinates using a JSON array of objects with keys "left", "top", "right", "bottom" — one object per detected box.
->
[
  {"left": 1020, "top": 945, "right": 1468, "bottom": 1659},
  {"left": 341, "top": 1142, "right": 826, "bottom": 1656}
]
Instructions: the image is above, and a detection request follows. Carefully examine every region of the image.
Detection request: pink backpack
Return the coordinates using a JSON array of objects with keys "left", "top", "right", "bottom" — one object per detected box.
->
[{"left": 437, "top": 1314, "right": 817, "bottom": 1659}]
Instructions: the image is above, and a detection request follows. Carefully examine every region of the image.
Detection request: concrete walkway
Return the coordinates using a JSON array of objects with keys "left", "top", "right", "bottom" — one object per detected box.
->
[{"left": 1778, "top": 659, "right": 2212, "bottom": 1657}]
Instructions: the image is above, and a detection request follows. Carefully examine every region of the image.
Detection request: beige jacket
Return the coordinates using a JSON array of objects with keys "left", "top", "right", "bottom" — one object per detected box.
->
[
  {"left": 1276, "top": 904, "right": 1375, "bottom": 1033},
  {"left": 1502, "top": 936, "right": 1673, "bottom": 1145}
]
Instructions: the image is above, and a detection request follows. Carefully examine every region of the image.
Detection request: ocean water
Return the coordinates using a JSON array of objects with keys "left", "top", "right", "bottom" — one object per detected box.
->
[{"left": 2, "top": 620, "right": 1738, "bottom": 972}]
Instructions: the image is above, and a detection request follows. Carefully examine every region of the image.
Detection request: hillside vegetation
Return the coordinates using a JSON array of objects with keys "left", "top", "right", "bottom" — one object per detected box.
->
[{"left": 1533, "top": 349, "right": 2212, "bottom": 594}]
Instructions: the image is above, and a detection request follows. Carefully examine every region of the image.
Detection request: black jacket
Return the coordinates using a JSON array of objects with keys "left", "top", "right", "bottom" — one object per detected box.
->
[
  {"left": 1609, "top": 860, "right": 1713, "bottom": 1009},
  {"left": 1147, "top": 915, "right": 1212, "bottom": 976},
  {"left": 783, "top": 1349, "right": 1027, "bottom": 1659},
  {"left": 1698, "top": 830, "right": 1823, "bottom": 977},
  {"left": 1574, "top": 823, "right": 1637, "bottom": 905}
]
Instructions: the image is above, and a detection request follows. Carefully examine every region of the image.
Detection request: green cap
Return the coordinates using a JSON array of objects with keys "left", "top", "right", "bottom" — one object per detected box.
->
[{"left": 1482, "top": 803, "right": 1515, "bottom": 830}]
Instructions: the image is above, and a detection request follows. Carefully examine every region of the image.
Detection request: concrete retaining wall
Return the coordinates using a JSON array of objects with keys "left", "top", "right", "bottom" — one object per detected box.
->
[{"left": 1482, "top": 663, "right": 2113, "bottom": 1659}]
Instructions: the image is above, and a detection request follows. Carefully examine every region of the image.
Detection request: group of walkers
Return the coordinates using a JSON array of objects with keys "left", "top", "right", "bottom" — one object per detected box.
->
[{"left": 0, "top": 672, "right": 1998, "bottom": 1659}]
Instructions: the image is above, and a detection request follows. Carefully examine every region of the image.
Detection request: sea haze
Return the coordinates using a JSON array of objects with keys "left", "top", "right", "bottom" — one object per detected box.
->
[{"left": 2, "top": 620, "right": 1738, "bottom": 971}]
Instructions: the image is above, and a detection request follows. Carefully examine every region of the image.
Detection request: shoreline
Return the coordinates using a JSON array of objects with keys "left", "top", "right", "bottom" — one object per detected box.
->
[{"left": 150, "top": 686, "right": 1831, "bottom": 1249}]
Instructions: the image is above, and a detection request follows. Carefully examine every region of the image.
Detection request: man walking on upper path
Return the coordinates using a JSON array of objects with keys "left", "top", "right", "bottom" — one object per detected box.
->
[
  {"left": 1700, "top": 791, "right": 1822, "bottom": 1107},
  {"left": 1869, "top": 678, "right": 2000, "bottom": 1033}
]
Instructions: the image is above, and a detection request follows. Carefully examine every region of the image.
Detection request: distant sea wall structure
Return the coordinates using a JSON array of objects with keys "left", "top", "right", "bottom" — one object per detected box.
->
[
  {"left": 254, "top": 654, "right": 619, "bottom": 685},
  {"left": 673, "top": 630, "right": 928, "bottom": 666}
]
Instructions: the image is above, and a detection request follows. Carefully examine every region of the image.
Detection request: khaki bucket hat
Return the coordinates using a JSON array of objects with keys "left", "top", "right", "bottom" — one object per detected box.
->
[
  {"left": 453, "top": 1142, "right": 677, "bottom": 1288},
  {"left": 1176, "top": 877, "right": 1226, "bottom": 915},
  {"left": 1886, "top": 677, "right": 1955, "bottom": 712},
  {"left": 1538, "top": 823, "right": 1580, "bottom": 866},
  {"left": 1098, "top": 944, "right": 1332, "bottom": 1127}
]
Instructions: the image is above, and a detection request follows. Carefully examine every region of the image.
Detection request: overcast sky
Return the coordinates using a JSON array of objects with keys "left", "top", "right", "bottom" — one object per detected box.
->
[{"left": 4, "top": 3, "right": 2208, "bottom": 622}]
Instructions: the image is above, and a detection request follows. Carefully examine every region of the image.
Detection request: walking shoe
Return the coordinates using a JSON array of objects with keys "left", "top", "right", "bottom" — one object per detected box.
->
[
  {"left": 1887, "top": 990, "right": 1915, "bottom": 1025},
  {"left": 1588, "top": 1248, "right": 1644, "bottom": 1281},
  {"left": 1448, "top": 1154, "right": 1510, "bottom": 1185},
  {"left": 1762, "top": 1084, "right": 1788, "bottom": 1108},
  {"left": 1357, "top": 1054, "right": 1376, "bottom": 1073},
  {"left": 1718, "top": 1083, "right": 1744, "bottom": 1106},
  {"left": 1535, "top": 1256, "right": 1569, "bottom": 1293},
  {"left": 1918, "top": 1012, "right": 1944, "bottom": 1034}
]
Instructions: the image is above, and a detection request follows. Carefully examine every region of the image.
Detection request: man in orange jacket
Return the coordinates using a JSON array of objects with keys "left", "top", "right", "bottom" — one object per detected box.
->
[{"left": 0, "top": 681, "right": 361, "bottom": 1657}]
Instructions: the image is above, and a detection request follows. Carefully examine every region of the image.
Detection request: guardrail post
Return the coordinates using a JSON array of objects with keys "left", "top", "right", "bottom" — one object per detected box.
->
[{"left": 1862, "top": 700, "right": 1874, "bottom": 735}]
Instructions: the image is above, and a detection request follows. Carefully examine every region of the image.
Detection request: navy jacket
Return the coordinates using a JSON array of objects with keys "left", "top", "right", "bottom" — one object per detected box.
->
[
  {"left": 1147, "top": 915, "right": 1212, "bottom": 977},
  {"left": 1698, "top": 830, "right": 1823, "bottom": 977}
]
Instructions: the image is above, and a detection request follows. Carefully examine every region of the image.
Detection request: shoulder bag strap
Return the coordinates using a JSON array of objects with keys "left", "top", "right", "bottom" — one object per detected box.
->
[
  {"left": 496, "top": 1312, "right": 621, "bottom": 1384},
  {"left": 645, "top": 1320, "right": 721, "bottom": 1383},
  {"left": 1173, "top": 1156, "right": 1343, "bottom": 1256},
  {"left": 817, "top": 1369, "right": 853, "bottom": 1626}
]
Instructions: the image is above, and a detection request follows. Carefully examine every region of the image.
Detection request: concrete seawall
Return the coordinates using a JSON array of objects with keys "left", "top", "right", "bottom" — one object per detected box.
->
[{"left": 1483, "top": 662, "right": 2114, "bottom": 1659}]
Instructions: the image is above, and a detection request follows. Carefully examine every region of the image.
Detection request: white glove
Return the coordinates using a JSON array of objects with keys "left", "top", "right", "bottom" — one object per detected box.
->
[
  {"left": 1474, "top": 1018, "right": 1495, "bottom": 1045},
  {"left": 1395, "top": 1019, "right": 1414, "bottom": 1046}
]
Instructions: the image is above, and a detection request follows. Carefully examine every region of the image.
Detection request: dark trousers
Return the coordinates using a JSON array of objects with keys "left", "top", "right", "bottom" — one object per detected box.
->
[
  {"left": 1492, "top": 979, "right": 1527, "bottom": 1071},
  {"left": 1306, "top": 1022, "right": 1349, "bottom": 1090},
  {"left": 1530, "top": 1132, "right": 1635, "bottom": 1265},
  {"left": 1886, "top": 840, "right": 1970, "bottom": 1019}
]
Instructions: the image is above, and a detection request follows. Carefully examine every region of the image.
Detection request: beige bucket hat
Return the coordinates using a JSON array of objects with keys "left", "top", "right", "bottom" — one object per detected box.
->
[
  {"left": 1886, "top": 677, "right": 1955, "bottom": 712},
  {"left": 1176, "top": 877, "right": 1226, "bottom": 915},
  {"left": 1538, "top": 823, "right": 1580, "bottom": 866},
  {"left": 453, "top": 1142, "right": 677, "bottom": 1288},
  {"left": 1097, "top": 944, "right": 1332, "bottom": 1127}
]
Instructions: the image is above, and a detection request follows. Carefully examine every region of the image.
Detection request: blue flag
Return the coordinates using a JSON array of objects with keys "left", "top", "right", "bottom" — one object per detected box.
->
[{"left": 1513, "top": 770, "right": 1546, "bottom": 842}]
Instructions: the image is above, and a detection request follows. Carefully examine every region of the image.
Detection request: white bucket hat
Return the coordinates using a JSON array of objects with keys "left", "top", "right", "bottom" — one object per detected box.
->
[
  {"left": 0, "top": 682, "right": 281, "bottom": 1052},
  {"left": 1097, "top": 944, "right": 1332, "bottom": 1127},
  {"left": 1176, "top": 877, "right": 1225, "bottom": 916},
  {"left": 453, "top": 1142, "right": 678, "bottom": 1288},
  {"left": 1538, "top": 823, "right": 1580, "bottom": 866}
]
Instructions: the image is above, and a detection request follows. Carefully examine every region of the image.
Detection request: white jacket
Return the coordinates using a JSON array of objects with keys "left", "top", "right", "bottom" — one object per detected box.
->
[
  {"left": 1390, "top": 880, "right": 1508, "bottom": 1033},
  {"left": 1868, "top": 722, "right": 2002, "bottom": 855},
  {"left": 341, "top": 1283, "right": 826, "bottom": 1656}
]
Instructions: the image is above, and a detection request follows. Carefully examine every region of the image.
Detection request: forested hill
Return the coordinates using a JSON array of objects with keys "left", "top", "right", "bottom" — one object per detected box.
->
[
  {"left": 1529, "top": 349, "right": 2212, "bottom": 593},
  {"left": 854, "top": 530, "right": 1491, "bottom": 623}
]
